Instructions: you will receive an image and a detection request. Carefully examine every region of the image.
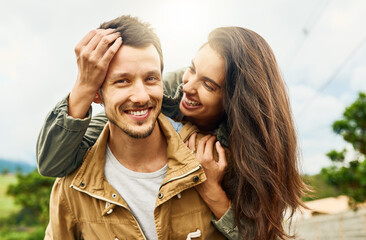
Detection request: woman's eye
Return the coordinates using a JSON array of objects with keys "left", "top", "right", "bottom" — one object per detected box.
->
[{"left": 203, "top": 81, "right": 214, "bottom": 91}]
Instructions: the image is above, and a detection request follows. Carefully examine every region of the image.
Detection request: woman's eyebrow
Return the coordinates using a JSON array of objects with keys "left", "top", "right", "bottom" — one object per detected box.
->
[
  {"left": 190, "top": 60, "right": 195, "bottom": 69},
  {"left": 191, "top": 59, "right": 221, "bottom": 89},
  {"left": 203, "top": 76, "right": 221, "bottom": 89}
]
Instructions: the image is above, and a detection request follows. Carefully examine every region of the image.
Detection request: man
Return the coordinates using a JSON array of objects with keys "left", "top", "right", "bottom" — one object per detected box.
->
[{"left": 43, "top": 15, "right": 227, "bottom": 239}]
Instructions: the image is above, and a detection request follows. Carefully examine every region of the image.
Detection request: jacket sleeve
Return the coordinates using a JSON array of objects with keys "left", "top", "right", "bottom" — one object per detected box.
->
[
  {"left": 45, "top": 178, "right": 81, "bottom": 240},
  {"left": 36, "top": 95, "right": 107, "bottom": 177},
  {"left": 36, "top": 68, "right": 185, "bottom": 178},
  {"left": 212, "top": 205, "right": 240, "bottom": 240},
  {"left": 161, "top": 67, "right": 186, "bottom": 119}
]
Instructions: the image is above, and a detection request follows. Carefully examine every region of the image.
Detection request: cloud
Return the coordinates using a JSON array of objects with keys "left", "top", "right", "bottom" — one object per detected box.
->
[
  {"left": 350, "top": 66, "right": 366, "bottom": 93},
  {"left": 289, "top": 84, "right": 347, "bottom": 173},
  {"left": 0, "top": 0, "right": 365, "bottom": 175},
  {"left": 286, "top": 0, "right": 366, "bottom": 91},
  {"left": 300, "top": 153, "right": 330, "bottom": 175}
]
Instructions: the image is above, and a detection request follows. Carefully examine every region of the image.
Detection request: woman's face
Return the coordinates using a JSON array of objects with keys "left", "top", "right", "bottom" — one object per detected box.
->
[{"left": 179, "top": 44, "right": 225, "bottom": 131}]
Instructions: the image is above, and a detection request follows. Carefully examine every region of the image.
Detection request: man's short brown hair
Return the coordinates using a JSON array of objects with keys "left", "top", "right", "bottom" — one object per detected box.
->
[{"left": 99, "top": 15, "right": 164, "bottom": 73}]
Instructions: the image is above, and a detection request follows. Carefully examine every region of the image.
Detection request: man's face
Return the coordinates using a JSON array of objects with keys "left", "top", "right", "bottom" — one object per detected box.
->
[{"left": 100, "top": 44, "right": 163, "bottom": 138}]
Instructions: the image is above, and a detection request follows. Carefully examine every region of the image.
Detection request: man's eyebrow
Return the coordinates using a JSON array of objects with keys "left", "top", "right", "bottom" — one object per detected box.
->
[
  {"left": 145, "top": 70, "right": 161, "bottom": 76},
  {"left": 110, "top": 72, "right": 132, "bottom": 79},
  {"left": 110, "top": 70, "right": 161, "bottom": 80}
]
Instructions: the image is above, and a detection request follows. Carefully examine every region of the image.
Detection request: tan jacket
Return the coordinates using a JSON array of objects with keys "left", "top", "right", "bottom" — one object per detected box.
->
[{"left": 45, "top": 114, "right": 226, "bottom": 240}]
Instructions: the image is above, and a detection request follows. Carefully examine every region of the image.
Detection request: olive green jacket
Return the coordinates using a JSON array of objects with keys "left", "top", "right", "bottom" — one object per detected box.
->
[{"left": 36, "top": 69, "right": 239, "bottom": 239}]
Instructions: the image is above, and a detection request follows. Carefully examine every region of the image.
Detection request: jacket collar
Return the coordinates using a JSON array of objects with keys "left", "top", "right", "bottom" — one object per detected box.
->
[{"left": 70, "top": 113, "right": 206, "bottom": 206}]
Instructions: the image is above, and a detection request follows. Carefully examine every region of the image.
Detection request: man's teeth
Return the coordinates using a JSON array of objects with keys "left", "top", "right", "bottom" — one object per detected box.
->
[
  {"left": 127, "top": 109, "right": 148, "bottom": 116},
  {"left": 185, "top": 98, "right": 200, "bottom": 106}
]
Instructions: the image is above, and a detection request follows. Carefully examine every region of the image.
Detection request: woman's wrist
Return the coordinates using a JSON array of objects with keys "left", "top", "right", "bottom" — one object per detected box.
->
[
  {"left": 196, "top": 183, "right": 230, "bottom": 220},
  {"left": 208, "top": 188, "right": 231, "bottom": 220},
  {"left": 68, "top": 84, "right": 97, "bottom": 119}
]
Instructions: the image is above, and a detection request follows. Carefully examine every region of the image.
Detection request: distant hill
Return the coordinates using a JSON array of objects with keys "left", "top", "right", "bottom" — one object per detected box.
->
[{"left": 0, "top": 159, "right": 35, "bottom": 174}]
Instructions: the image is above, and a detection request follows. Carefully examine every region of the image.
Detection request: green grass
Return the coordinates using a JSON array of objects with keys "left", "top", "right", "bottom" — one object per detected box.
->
[
  {"left": 0, "top": 225, "right": 46, "bottom": 240},
  {"left": 0, "top": 174, "right": 20, "bottom": 218}
]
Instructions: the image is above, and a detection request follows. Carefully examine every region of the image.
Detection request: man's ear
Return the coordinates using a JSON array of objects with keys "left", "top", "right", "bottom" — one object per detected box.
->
[{"left": 93, "top": 92, "right": 103, "bottom": 104}]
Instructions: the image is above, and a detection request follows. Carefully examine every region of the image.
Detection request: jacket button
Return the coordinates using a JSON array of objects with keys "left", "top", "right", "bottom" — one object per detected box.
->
[
  {"left": 80, "top": 182, "right": 85, "bottom": 187},
  {"left": 158, "top": 193, "right": 164, "bottom": 199},
  {"left": 193, "top": 176, "right": 199, "bottom": 183}
]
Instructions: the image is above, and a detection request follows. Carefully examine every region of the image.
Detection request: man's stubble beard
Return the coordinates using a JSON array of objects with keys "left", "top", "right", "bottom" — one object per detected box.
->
[
  {"left": 106, "top": 101, "right": 161, "bottom": 139},
  {"left": 108, "top": 117, "right": 157, "bottom": 139}
]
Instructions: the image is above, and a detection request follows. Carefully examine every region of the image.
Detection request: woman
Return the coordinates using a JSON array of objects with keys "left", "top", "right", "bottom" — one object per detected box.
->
[
  {"left": 37, "top": 26, "right": 305, "bottom": 240},
  {"left": 165, "top": 27, "right": 306, "bottom": 239}
]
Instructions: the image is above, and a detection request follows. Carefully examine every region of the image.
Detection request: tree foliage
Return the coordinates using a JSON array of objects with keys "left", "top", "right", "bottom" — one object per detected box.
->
[
  {"left": 333, "top": 92, "right": 366, "bottom": 155},
  {"left": 302, "top": 173, "right": 341, "bottom": 201},
  {"left": 321, "top": 92, "right": 366, "bottom": 207},
  {"left": 6, "top": 169, "right": 55, "bottom": 225}
]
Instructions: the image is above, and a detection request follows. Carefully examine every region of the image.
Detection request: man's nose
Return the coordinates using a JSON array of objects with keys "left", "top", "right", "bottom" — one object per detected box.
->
[{"left": 130, "top": 80, "right": 150, "bottom": 104}]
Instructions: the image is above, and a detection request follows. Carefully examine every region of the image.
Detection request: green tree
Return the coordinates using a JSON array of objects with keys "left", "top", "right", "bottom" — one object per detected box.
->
[
  {"left": 321, "top": 92, "right": 366, "bottom": 207},
  {"left": 1, "top": 168, "right": 9, "bottom": 175},
  {"left": 302, "top": 173, "right": 341, "bottom": 201},
  {"left": 6, "top": 169, "right": 55, "bottom": 225}
]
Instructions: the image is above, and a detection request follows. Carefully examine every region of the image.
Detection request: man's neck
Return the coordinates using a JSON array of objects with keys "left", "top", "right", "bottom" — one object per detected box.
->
[{"left": 107, "top": 121, "right": 167, "bottom": 173}]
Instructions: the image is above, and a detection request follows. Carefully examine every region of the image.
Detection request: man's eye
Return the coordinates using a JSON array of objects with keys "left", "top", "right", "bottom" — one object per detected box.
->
[
  {"left": 146, "top": 76, "right": 160, "bottom": 82},
  {"left": 115, "top": 79, "right": 128, "bottom": 84},
  {"left": 146, "top": 76, "right": 157, "bottom": 81}
]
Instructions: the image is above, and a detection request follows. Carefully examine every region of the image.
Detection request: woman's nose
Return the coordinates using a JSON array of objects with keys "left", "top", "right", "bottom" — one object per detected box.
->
[{"left": 182, "top": 74, "right": 197, "bottom": 95}]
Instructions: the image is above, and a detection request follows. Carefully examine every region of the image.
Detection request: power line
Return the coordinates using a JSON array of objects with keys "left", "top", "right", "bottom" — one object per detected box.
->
[
  {"left": 299, "top": 33, "right": 366, "bottom": 115},
  {"left": 304, "top": 0, "right": 332, "bottom": 36},
  {"left": 288, "top": 0, "right": 332, "bottom": 68}
]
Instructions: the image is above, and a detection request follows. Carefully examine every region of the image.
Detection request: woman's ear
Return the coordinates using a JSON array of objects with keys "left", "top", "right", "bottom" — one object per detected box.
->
[{"left": 93, "top": 92, "right": 103, "bottom": 104}]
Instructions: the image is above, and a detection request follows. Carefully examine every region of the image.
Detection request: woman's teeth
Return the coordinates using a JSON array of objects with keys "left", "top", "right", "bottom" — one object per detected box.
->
[
  {"left": 127, "top": 109, "right": 148, "bottom": 116},
  {"left": 185, "top": 98, "right": 200, "bottom": 106}
]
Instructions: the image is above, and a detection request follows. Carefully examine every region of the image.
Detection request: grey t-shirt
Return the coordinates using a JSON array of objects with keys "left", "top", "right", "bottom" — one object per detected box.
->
[{"left": 104, "top": 145, "right": 168, "bottom": 240}]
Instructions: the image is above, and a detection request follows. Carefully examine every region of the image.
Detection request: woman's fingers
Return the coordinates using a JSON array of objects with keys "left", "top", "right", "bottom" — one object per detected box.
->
[
  {"left": 99, "top": 37, "right": 122, "bottom": 67},
  {"left": 82, "top": 29, "right": 115, "bottom": 53},
  {"left": 73, "top": 28, "right": 122, "bottom": 91},
  {"left": 192, "top": 135, "right": 224, "bottom": 169},
  {"left": 94, "top": 32, "right": 121, "bottom": 59},
  {"left": 186, "top": 132, "right": 197, "bottom": 152},
  {"left": 196, "top": 135, "right": 214, "bottom": 163},
  {"left": 196, "top": 135, "right": 211, "bottom": 157},
  {"left": 215, "top": 141, "right": 227, "bottom": 170},
  {"left": 76, "top": 29, "right": 118, "bottom": 66},
  {"left": 74, "top": 29, "right": 99, "bottom": 55},
  {"left": 203, "top": 136, "right": 217, "bottom": 162}
]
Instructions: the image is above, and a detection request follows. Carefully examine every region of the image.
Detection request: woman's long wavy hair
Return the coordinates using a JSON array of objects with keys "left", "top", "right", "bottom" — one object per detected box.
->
[{"left": 208, "top": 27, "right": 306, "bottom": 240}]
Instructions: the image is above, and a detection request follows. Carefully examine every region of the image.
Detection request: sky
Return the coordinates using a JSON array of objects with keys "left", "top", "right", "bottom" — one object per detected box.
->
[{"left": 0, "top": 0, "right": 365, "bottom": 175}]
